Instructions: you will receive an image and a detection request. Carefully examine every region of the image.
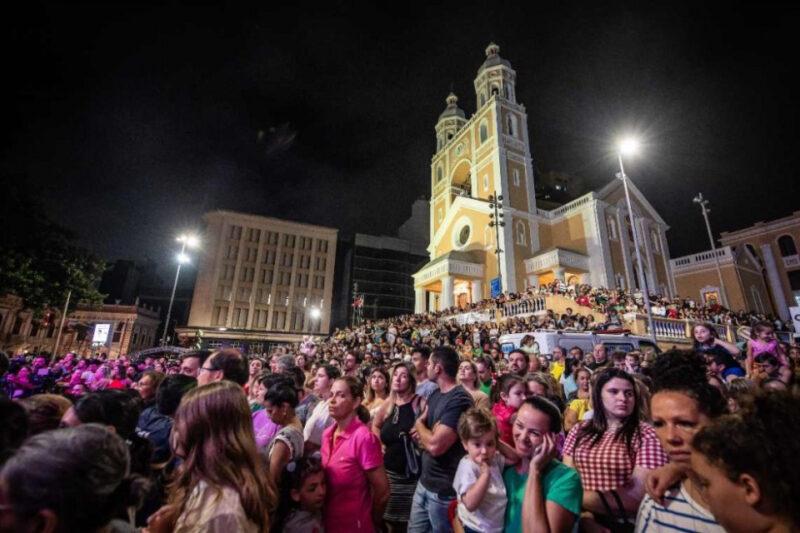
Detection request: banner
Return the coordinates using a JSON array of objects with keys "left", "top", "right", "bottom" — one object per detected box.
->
[{"left": 92, "top": 323, "right": 111, "bottom": 344}]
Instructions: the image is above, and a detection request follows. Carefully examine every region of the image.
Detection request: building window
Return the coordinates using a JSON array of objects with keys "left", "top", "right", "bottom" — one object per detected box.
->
[
  {"left": 457, "top": 225, "right": 471, "bottom": 247},
  {"left": 212, "top": 306, "right": 228, "bottom": 326},
  {"left": 607, "top": 217, "right": 618, "bottom": 240},
  {"left": 283, "top": 234, "right": 295, "bottom": 248},
  {"left": 479, "top": 121, "right": 488, "bottom": 144},
  {"left": 483, "top": 175, "right": 489, "bottom": 190},
  {"left": 228, "top": 225, "right": 242, "bottom": 240},
  {"left": 778, "top": 235, "right": 798, "bottom": 257},
  {"left": 513, "top": 168, "right": 520, "bottom": 187},
  {"left": 436, "top": 166, "right": 443, "bottom": 182},
  {"left": 516, "top": 221, "right": 526, "bottom": 245},
  {"left": 651, "top": 230, "right": 661, "bottom": 253},
  {"left": 226, "top": 245, "right": 238, "bottom": 260},
  {"left": 507, "top": 114, "right": 516, "bottom": 137},
  {"left": 480, "top": 94, "right": 486, "bottom": 107},
  {"left": 233, "top": 308, "right": 248, "bottom": 328},
  {"left": 216, "top": 285, "right": 232, "bottom": 300}
]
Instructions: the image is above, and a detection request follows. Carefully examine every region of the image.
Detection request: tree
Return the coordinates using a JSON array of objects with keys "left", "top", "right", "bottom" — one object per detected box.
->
[{"left": 0, "top": 180, "right": 106, "bottom": 315}]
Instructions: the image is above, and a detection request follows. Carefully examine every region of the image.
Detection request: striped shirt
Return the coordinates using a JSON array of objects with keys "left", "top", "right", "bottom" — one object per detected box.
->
[{"left": 635, "top": 483, "right": 725, "bottom": 533}]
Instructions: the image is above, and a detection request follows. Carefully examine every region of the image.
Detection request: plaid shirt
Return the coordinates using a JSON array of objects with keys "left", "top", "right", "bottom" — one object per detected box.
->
[{"left": 563, "top": 421, "right": 667, "bottom": 491}]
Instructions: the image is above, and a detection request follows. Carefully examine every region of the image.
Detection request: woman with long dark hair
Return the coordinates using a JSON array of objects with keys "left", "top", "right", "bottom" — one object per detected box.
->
[
  {"left": 146, "top": 381, "right": 275, "bottom": 532},
  {"left": 563, "top": 368, "right": 667, "bottom": 531}
]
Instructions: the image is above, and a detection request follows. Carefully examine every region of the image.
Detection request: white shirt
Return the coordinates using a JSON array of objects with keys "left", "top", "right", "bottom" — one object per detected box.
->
[
  {"left": 303, "top": 398, "right": 333, "bottom": 446},
  {"left": 636, "top": 482, "right": 724, "bottom": 533},
  {"left": 452, "top": 455, "right": 507, "bottom": 533}
]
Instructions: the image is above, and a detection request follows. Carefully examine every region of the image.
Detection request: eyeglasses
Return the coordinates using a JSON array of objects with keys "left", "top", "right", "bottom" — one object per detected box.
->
[{"left": 199, "top": 366, "right": 217, "bottom": 373}]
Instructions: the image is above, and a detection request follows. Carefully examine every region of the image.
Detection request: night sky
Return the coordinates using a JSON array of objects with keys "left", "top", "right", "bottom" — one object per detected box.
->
[{"left": 3, "top": 2, "right": 799, "bottom": 273}]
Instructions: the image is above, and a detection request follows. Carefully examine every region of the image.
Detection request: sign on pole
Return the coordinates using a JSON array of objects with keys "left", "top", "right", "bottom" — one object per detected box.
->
[
  {"left": 790, "top": 306, "right": 800, "bottom": 341},
  {"left": 490, "top": 277, "right": 502, "bottom": 298},
  {"left": 92, "top": 323, "right": 111, "bottom": 344}
]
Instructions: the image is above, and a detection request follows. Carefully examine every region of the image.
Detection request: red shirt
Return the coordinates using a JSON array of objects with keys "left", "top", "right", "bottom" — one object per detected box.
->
[
  {"left": 492, "top": 400, "right": 517, "bottom": 446},
  {"left": 563, "top": 421, "right": 667, "bottom": 490}
]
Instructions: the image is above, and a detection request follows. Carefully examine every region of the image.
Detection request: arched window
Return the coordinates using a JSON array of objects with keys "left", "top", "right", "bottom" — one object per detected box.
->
[
  {"left": 516, "top": 221, "right": 527, "bottom": 245},
  {"left": 507, "top": 114, "right": 515, "bottom": 137},
  {"left": 778, "top": 235, "right": 798, "bottom": 257},
  {"left": 491, "top": 85, "right": 499, "bottom": 96},
  {"left": 436, "top": 166, "right": 443, "bottom": 182},
  {"left": 513, "top": 168, "right": 520, "bottom": 187},
  {"left": 479, "top": 121, "right": 488, "bottom": 143},
  {"left": 480, "top": 94, "right": 486, "bottom": 107},
  {"left": 503, "top": 85, "right": 509, "bottom": 99}
]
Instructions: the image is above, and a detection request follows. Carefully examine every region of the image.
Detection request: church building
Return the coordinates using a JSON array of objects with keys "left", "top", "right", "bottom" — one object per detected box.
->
[{"left": 413, "top": 43, "right": 675, "bottom": 312}]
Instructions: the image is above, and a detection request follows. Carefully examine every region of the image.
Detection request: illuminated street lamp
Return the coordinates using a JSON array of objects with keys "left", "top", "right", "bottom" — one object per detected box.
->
[
  {"left": 160, "top": 234, "right": 200, "bottom": 346},
  {"left": 616, "top": 138, "right": 658, "bottom": 345},
  {"left": 693, "top": 193, "right": 729, "bottom": 307}
]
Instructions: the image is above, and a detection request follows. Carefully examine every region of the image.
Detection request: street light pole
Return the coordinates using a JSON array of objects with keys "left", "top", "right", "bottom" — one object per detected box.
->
[
  {"left": 160, "top": 234, "right": 199, "bottom": 347},
  {"left": 161, "top": 240, "right": 186, "bottom": 347},
  {"left": 693, "top": 193, "right": 729, "bottom": 308},
  {"left": 617, "top": 150, "right": 658, "bottom": 345},
  {"left": 52, "top": 289, "right": 71, "bottom": 357},
  {"left": 488, "top": 192, "right": 505, "bottom": 294}
]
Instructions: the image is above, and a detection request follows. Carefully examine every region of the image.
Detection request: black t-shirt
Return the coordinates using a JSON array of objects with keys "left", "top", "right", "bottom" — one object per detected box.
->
[
  {"left": 419, "top": 384, "right": 474, "bottom": 497},
  {"left": 380, "top": 399, "right": 419, "bottom": 476}
]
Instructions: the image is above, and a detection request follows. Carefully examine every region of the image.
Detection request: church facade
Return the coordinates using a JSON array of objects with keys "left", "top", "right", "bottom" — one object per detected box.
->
[{"left": 413, "top": 44, "right": 676, "bottom": 312}]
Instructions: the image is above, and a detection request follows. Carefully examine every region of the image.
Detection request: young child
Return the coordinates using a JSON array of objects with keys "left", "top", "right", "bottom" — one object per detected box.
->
[
  {"left": 279, "top": 455, "right": 326, "bottom": 533},
  {"left": 491, "top": 374, "right": 526, "bottom": 445},
  {"left": 746, "top": 321, "right": 789, "bottom": 378},
  {"left": 453, "top": 407, "right": 508, "bottom": 533}
]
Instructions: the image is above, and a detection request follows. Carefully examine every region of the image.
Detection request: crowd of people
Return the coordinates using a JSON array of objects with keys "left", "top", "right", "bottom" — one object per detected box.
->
[{"left": 1, "top": 283, "right": 799, "bottom": 532}]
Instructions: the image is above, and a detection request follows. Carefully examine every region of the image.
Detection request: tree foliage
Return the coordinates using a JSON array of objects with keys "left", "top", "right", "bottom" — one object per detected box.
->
[{"left": 0, "top": 180, "right": 106, "bottom": 315}]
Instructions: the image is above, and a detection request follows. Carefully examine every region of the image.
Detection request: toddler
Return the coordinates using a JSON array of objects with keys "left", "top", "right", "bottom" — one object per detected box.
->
[
  {"left": 453, "top": 407, "right": 508, "bottom": 533},
  {"left": 279, "top": 455, "right": 326, "bottom": 533},
  {"left": 491, "top": 374, "right": 526, "bottom": 445},
  {"left": 746, "top": 321, "right": 788, "bottom": 377}
]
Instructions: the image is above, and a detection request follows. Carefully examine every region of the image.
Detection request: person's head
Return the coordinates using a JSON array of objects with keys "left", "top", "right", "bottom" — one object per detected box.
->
[
  {"left": 366, "top": 366, "right": 389, "bottom": 403},
  {"left": 343, "top": 352, "right": 359, "bottom": 372},
  {"left": 625, "top": 352, "right": 641, "bottom": 372},
  {"left": 569, "top": 346, "right": 584, "bottom": 360},
  {"left": 474, "top": 356, "right": 494, "bottom": 383},
  {"left": 611, "top": 351, "right": 627, "bottom": 370},
  {"left": 0, "top": 398, "right": 28, "bottom": 465},
  {"left": 19, "top": 394, "right": 73, "bottom": 436},
  {"left": 649, "top": 350, "right": 726, "bottom": 472},
  {"left": 427, "top": 346, "right": 459, "bottom": 382},
  {"left": 264, "top": 381, "right": 299, "bottom": 426},
  {"left": 198, "top": 349, "right": 248, "bottom": 386},
  {"left": 328, "top": 376, "right": 368, "bottom": 423},
  {"left": 275, "top": 354, "right": 295, "bottom": 374},
  {"left": 755, "top": 353, "right": 780, "bottom": 378},
  {"left": 249, "top": 357, "right": 264, "bottom": 377},
  {"left": 282, "top": 454, "right": 326, "bottom": 514},
  {"left": 294, "top": 353, "right": 307, "bottom": 370},
  {"left": 313, "top": 364, "right": 340, "bottom": 395},
  {"left": 692, "top": 323, "right": 718, "bottom": 346},
  {"left": 507, "top": 350, "right": 529, "bottom": 375},
  {"left": 576, "top": 367, "right": 591, "bottom": 391},
  {"left": 592, "top": 343, "right": 608, "bottom": 363},
  {"left": 168, "top": 381, "right": 274, "bottom": 529},
  {"left": 594, "top": 368, "right": 637, "bottom": 421},
  {"left": 752, "top": 321, "right": 775, "bottom": 342},
  {"left": 551, "top": 346, "right": 565, "bottom": 362},
  {"left": 457, "top": 407, "right": 498, "bottom": 464},
  {"left": 410, "top": 346, "right": 431, "bottom": 375},
  {"left": 0, "top": 425, "right": 147, "bottom": 533},
  {"left": 496, "top": 373, "right": 526, "bottom": 409},
  {"left": 524, "top": 372, "right": 552, "bottom": 398},
  {"left": 691, "top": 391, "right": 800, "bottom": 533},
  {"left": 137, "top": 370, "right": 165, "bottom": 402},
  {"left": 511, "top": 397, "right": 562, "bottom": 458},
  {"left": 457, "top": 360, "right": 479, "bottom": 388},
  {"left": 389, "top": 362, "right": 416, "bottom": 394},
  {"left": 155, "top": 374, "right": 197, "bottom": 417}
]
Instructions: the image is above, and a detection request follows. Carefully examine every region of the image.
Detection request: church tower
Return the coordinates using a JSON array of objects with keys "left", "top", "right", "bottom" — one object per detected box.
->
[{"left": 414, "top": 43, "right": 540, "bottom": 312}]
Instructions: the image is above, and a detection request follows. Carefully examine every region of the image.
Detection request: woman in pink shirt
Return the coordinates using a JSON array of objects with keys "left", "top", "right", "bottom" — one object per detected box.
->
[{"left": 322, "top": 376, "right": 389, "bottom": 533}]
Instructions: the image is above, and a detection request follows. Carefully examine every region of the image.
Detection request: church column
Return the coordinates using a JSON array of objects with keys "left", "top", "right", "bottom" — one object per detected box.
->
[
  {"left": 470, "top": 280, "right": 483, "bottom": 303},
  {"left": 428, "top": 292, "right": 437, "bottom": 312},
  {"left": 639, "top": 219, "right": 658, "bottom": 294},
  {"left": 616, "top": 210, "right": 635, "bottom": 290},
  {"left": 760, "top": 243, "right": 790, "bottom": 320},
  {"left": 414, "top": 287, "right": 426, "bottom": 314},
  {"left": 441, "top": 275, "right": 455, "bottom": 309}
]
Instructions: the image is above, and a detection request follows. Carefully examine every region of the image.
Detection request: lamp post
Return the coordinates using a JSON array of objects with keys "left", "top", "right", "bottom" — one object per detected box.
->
[
  {"left": 617, "top": 138, "right": 658, "bottom": 345},
  {"left": 160, "top": 234, "right": 199, "bottom": 346},
  {"left": 693, "top": 193, "right": 729, "bottom": 308},
  {"left": 310, "top": 307, "right": 322, "bottom": 333},
  {"left": 488, "top": 192, "right": 505, "bottom": 294}
]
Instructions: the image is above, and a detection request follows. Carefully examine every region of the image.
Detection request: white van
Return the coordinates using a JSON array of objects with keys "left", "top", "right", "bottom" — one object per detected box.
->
[{"left": 499, "top": 330, "right": 659, "bottom": 358}]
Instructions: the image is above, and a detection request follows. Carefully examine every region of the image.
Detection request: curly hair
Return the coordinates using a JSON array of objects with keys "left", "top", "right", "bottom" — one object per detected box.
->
[
  {"left": 692, "top": 391, "right": 800, "bottom": 526},
  {"left": 650, "top": 349, "right": 727, "bottom": 418}
]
